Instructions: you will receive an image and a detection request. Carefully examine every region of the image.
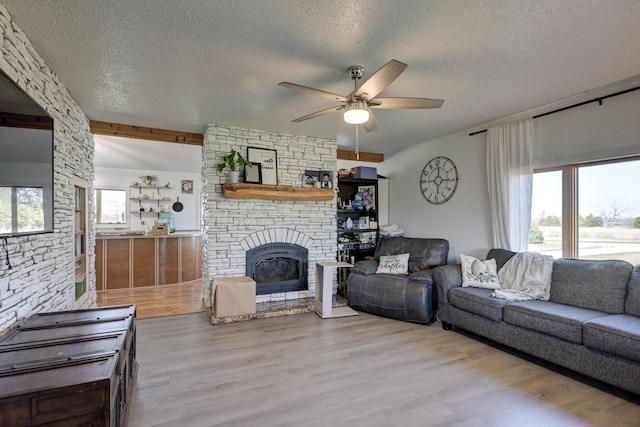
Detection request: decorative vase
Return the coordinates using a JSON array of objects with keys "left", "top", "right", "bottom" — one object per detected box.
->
[{"left": 228, "top": 170, "right": 239, "bottom": 183}]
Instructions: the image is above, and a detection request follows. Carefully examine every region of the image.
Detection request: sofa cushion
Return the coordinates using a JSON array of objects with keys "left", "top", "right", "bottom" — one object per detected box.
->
[
  {"left": 460, "top": 254, "right": 500, "bottom": 289},
  {"left": 408, "top": 269, "right": 434, "bottom": 283},
  {"left": 350, "top": 259, "right": 378, "bottom": 275},
  {"left": 376, "top": 253, "right": 409, "bottom": 275},
  {"left": 448, "top": 287, "right": 510, "bottom": 321},
  {"left": 584, "top": 314, "right": 640, "bottom": 363},
  {"left": 550, "top": 258, "right": 632, "bottom": 313},
  {"left": 625, "top": 265, "right": 640, "bottom": 316},
  {"left": 503, "top": 300, "right": 606, "bottom": 343},
  {"left": 486, "top": 248, "right": 517, "bottom": 271},
  {"left": 375, "top": 237, "right": 448, "bottom": 273}
]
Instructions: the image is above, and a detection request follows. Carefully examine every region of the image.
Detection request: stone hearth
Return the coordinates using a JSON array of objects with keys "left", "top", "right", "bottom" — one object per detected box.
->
[{"left": 209, "top": 295, "right": 349, "bottom": 325}]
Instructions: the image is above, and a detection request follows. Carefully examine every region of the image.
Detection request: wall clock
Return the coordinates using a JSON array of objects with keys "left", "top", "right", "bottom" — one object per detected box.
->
[{"left": 420, "top": 156, "right": 458, "bottom": 204}]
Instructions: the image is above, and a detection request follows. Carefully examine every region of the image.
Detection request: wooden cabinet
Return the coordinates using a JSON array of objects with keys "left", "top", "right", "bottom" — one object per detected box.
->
[
  {"left": 106, "top": 238, "right": 132, "bottom": 290},
  {"left": 0, "top": 305, "right": 137, "bottom": 427},
  {"left": 180, "top": 235, "right": 202, "bottom": 282},
  {"left": 96, "top": 234, "right": 202, "bottom": 289},
  {"left": 158, "top": 237, "right": 179, "bottom": 285},
  {"left": 133, "top": 238, "right": 156, "bottom": 287}
]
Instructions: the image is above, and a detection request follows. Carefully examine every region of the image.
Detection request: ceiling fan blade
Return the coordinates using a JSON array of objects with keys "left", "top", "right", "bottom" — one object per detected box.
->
[
  {"left": 369, "top": 97, "right": 444, "bottom": 109},
  {"left": 363, "top": 110, "right": 377, "bottom": 132},
  {"left": 278, "top": 82, "right": 349, "bottom": 102},
  {"left": 291, "top": 105, "right": 344, "bottom": 123},
  {"left": 354, "top": 59, "right": 407, "bottom": 100}
]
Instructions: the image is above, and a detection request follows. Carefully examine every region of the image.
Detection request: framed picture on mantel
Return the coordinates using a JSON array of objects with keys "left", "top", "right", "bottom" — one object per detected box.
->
[
  {"left": 247, "top": 147, "right": 278, "bottom": 185},
  {"left": 244, "top": 162, "right": 262, "bottom": 184}
]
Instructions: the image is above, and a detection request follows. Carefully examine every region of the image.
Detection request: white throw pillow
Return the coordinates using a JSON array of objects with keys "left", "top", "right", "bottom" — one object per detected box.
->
[
  {"left": 460, "top": 254, "right": 500, "bottom": 289},
  {"left": 376, "top": 253, "right": 410, "bottom": 275}
]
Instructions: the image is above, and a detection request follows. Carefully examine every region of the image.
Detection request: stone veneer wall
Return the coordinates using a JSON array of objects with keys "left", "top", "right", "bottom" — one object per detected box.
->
[
  {"left": 0, "top": 5, "right": 95, "bottom": 334},
  {"left": 202, "top": 124, "right": 337, "bottom": 306}
]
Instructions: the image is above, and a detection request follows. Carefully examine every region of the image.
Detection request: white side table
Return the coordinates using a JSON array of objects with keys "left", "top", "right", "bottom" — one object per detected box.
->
[{"left": 314, "top": 262, "right": 358, "bottom": 318}]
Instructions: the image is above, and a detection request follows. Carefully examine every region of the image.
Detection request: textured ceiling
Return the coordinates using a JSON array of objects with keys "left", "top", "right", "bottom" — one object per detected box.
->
[{"left": 2, "top": 0, "right": 640, "bottom": 161}]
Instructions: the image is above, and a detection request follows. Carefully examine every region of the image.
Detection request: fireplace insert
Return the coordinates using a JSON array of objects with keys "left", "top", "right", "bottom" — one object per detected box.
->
[{"left": 246, "top": 243, "right": 308, "bottom": 294}]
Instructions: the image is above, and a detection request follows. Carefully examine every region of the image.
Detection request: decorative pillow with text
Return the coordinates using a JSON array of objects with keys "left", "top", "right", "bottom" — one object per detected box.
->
[
  {"left": 376, "top": 253, "right": 410, "bottom": 275},
  {"left": 460, "top": 254, "right": 501, "bottom": 289}
]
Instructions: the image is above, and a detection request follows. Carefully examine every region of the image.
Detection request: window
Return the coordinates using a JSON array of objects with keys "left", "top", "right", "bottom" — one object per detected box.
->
[
  {"left": 0, "top": 186, "right": 45, "bottom": 235},
  {"left": 577, "top": 160, "right": 640, "bottom": 263},
  {"left": 529, "top": 157, "right": 640, "bottom": 264},
  {"left": 529, "top": 170, "right": 563, "bottom": 258},
  {"left": 94, "top": 188, "right": 127, "bottom": 225}
]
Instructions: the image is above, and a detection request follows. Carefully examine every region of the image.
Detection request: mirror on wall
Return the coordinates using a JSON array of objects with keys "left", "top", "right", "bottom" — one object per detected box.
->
[
  {"left": 0, "top": 69, "right": 54, "bottom": 237},
  {"left": 94, "top": 188, "right": 128, "bottom": 226}
]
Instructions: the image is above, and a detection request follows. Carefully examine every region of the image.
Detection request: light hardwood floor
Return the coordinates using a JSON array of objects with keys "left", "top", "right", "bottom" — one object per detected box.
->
[
  {"left": 96, "top": 280, "right": 206, "bottom": 319},
  {"left": 130, "top": 311, "right": 640, "bottom": 427}
]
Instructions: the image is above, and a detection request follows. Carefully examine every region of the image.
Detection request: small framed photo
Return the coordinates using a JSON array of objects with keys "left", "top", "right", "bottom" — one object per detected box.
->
[
  {"left": 181, "top": 180, "right": 193, "bottom": 194},
  {"left": 245, "top": 162, "right": 262, "bottom": 184},
  {"left": 302, "top": 170, "right": 318, "bottom": 188},
  {"left": 318, "top": 171, "right": 333, "bottom": 189}
]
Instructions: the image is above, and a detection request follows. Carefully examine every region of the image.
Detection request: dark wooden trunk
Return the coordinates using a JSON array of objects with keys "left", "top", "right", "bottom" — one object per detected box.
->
[{"left": 0, "top": 305, "right": 137, "bottom": 427}]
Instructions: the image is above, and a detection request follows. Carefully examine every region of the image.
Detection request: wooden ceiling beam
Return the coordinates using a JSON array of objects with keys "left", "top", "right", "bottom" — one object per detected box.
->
[
  {"left": 337, "top": 149, "right": 384, "bottom": 163},
  {"left": 90, "top": 120, "right": 203, "bottom": 146},
  {"left": 90, "top": 120, "right": 384, "bottom": 161}
]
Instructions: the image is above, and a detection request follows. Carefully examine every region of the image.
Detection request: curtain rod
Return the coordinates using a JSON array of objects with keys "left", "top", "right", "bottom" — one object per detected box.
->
[{"left": 468, "top": 85, "right": 640, "bottom": 137}]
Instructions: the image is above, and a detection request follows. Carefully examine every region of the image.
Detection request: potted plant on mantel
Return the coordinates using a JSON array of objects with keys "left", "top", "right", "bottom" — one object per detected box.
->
[{"left": 217, "top": 149, "right": 252, "bottom": 183}]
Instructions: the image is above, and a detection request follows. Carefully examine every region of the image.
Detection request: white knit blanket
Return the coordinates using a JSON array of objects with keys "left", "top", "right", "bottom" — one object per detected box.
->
[{"left": 491, "top": 252, "right": 553, "bottom": 301}]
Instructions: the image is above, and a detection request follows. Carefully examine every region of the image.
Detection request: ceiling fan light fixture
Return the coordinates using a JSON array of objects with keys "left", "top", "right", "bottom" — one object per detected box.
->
[{"left": 344, "top": 101, "right": 369, "bottom": 124}]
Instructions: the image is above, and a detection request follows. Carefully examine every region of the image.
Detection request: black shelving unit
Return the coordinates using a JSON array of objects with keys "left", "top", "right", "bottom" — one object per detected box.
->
[{"left": 336, "top": 177, "right": 379, "bottom": 263}]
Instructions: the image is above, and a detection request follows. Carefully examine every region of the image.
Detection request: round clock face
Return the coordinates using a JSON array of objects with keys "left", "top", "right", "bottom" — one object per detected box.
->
[{"left": 420, "top": 156, "right": 458, "bottom": 204}]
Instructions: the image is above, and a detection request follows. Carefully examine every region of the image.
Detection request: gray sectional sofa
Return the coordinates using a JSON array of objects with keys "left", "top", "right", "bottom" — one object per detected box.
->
[
  {"left": 434, "top": 248, "right": 640, "bottom": 395},
  {"left": 347, "top": 237, "right": 449, "bottom": 323}
]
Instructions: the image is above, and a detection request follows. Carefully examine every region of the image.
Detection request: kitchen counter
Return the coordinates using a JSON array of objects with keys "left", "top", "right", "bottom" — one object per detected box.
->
[
  {"left": 96, "top": 230, "right": 201, "bottom": 238},
  {"left": 95, "top": 233, "right": 202, "bottom": 290}
]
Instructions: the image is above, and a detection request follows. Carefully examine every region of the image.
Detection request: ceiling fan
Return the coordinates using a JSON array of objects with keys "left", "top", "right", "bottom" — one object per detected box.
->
[{"left": 278, "top": 59, "right": 444, "bottom": 132}]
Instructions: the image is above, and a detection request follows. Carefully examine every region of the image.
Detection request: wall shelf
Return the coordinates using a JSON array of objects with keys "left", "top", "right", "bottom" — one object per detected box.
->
[{"left": 222, "top": 182, "right": 334, "bottom": 201}]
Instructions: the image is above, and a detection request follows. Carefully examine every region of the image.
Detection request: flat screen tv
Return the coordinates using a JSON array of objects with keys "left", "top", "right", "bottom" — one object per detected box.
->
[{"left": 0, "top": 69, "right": 54, "bottom": 238}]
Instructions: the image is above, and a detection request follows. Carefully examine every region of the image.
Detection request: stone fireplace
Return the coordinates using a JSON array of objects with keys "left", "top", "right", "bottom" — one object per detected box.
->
[
  {"left": 246, "top": 243, "right": 308, "bottom": 295},
  {"left": 202, "top": 124, "right": 338, "bottom": 308}
]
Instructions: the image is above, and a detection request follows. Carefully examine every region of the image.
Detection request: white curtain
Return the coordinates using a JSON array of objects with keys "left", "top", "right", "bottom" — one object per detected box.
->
[{"left": 487, "top": 119, "right": 534, "bottom": 251}]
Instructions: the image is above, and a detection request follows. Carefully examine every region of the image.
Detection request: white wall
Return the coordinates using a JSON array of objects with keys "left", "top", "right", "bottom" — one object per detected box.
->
[
  {"left": 95, "top": 167, "right": 201, "bottom": 231},
  {"left": 336, "top": 139, "right": 492, "bottom": 262},
  {"left": 0, "top": 4, "right": 95, "bottom": 334},
  {"left": 534, "top": 82, "right": 640, "bottom": 168},
  {"left": 373, "top": 77, "right": 640, "bottom": 264},
  {"left": 382, "top": 132, "right": 492, "bottom": 262}
]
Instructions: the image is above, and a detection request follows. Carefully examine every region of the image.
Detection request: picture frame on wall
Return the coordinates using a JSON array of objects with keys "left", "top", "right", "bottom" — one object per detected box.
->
[
  {"left": 301, "top": 170, "right": 333, "bottom": 188},
  {"left": 302, "top": 170, "right": 318, "bottom": 188},
  {"left": 181, "top": 180, "right": 193, "bottom": 194},
  {"left": 244, "top": 162, "right": 262, "bottom": 184},
  {"left": 247, "top": 147, "right": 278, "bottom": 185},
  {"left": 319, "top": 171, "right": 333, "bottom": 189}
]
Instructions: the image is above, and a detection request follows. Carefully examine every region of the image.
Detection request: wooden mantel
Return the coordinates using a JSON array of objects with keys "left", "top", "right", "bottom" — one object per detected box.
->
[{"left": 223, "top": 182, "right": 334, "bottom": 201}]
